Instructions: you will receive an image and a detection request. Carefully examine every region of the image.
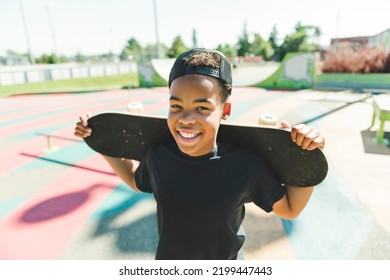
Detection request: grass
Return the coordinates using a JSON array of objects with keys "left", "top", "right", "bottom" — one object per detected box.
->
[
  {"left": 316, "top": 73, "right": 390, "bottom": 84},
  {"left": 0, "top": 73, "right": 140, "bottom": 97},
  {"left": 315, "top": 73, "right": 390, "bottom": 91}
]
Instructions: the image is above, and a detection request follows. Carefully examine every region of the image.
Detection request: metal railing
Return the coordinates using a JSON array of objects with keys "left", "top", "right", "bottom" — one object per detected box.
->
[{"left": 0, "top": 61, "right": 137, "bottom": 86}]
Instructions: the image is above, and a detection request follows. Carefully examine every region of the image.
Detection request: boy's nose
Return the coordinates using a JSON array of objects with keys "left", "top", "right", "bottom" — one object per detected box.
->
[{"left": 179, "top": 111, "right": 196, "bottom": 125}]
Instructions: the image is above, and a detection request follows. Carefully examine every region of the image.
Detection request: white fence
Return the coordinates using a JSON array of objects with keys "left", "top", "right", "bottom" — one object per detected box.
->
[{"left": 0, "top": 61, "right": 137, "bottom": 86}]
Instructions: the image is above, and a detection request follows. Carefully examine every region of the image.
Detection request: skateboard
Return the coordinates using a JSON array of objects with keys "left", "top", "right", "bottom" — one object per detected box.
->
[{"left": 84, "top": 112, "right": 328, "bottom": 187}]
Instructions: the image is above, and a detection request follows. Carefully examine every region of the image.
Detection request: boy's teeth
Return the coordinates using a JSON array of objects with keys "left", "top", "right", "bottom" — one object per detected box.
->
[{"left": 179, "top": 132, "right": 199, "bottom": 139}]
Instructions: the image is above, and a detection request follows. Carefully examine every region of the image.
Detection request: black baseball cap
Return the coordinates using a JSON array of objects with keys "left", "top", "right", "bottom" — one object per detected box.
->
[{"left": 168, "top": 48, "right": 232, "bottom": 88}]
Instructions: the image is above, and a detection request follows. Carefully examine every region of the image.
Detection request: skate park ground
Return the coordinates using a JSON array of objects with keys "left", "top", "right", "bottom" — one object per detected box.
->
[{"left": 0, "top": 86, "right": 389, "bottom": 260}]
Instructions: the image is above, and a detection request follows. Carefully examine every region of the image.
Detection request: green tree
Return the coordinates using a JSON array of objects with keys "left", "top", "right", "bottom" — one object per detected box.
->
[
  {"left": 125, "top": 37, "right": 142, "bottom": 51},
  {"left": 279, "top": 29, "right": 307, "bottom": 60},
  {"left": 268, "top": 25, "right": 281, "bottom": 60},
  {"left": 302, "top": 24, "right": 322, "bottom": 47},
  {"left": 74, "top": 51, "right": 88, "bottom": 63},
  {"left": 119, "top": 48, "right": 131, "bottom": 61},
  {"left": 57, "top": 55, "right": 69, "bottom": 63},
  {"left": 216, "top": 43, "right": 236, "bottom": 58},
  {"left": 277, "top": 22, "right": 322, "bottom": 61},
  {"left": 268, "top": 25, "right": 279, "bottom": 50},
  {"left": 121, "top": 37, "right": 143, "bottom": 62},
  {"left": 249, "top": 33, "right": 274, "bottom": 60},
  {"left": 236, "top": 22, "right": 250, "bottom": 56},
  {"left": 143, "top": 43, "right": 168, "bottom": 61},
  {"left": 167, "top": 35, "right": 188, "bottom": 58},
  {"left": 35, "top": 53, "right": 58, "bottom": 64}
]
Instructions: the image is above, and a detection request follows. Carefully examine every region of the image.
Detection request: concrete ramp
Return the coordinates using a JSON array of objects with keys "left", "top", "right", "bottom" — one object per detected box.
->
[
  {"left": 151, "top": 59, "right": 174, "bottom": 82},
  {"left": 232, "top": 64, "right": 279, "bottom": 86},
  {"left": 141, "top": 53, "right": 315, "bottom": 89},
  {"left": 138, "top": 61, "right": 168, "bottom": 87},
  {"left": 149, "top": 58, "right": 279, "bottom": 87}
]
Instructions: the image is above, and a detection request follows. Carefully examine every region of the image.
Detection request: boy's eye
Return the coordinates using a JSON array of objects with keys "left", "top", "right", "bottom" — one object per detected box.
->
[
  {"left": 196, "top": 106, "right": 209, "bottom": 111},
  {"left": 170, "top": 104, "right": 181, "bottom": 109}
]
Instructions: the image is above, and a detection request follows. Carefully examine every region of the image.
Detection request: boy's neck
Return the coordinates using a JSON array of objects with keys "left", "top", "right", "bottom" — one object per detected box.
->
[{"left": 177, "top": 144, "right": 220, "bottom": 160}]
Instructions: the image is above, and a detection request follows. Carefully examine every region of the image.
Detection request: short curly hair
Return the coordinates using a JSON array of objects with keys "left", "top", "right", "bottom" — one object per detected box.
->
[{"left": 183, "top": 51, "right": 232, "bottom": 103}]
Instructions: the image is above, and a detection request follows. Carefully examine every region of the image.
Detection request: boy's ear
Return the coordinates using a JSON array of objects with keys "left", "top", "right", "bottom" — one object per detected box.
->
[{"left": 222, "top": 103, "right": 231, "bottom": 120}]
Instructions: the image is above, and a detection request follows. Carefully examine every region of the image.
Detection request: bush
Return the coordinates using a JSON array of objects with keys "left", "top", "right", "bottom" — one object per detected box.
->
[{"left": 322, "top": 46, "right": 390, "bottom": 73}]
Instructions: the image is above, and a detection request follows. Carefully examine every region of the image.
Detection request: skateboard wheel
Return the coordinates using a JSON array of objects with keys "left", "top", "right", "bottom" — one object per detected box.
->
[
  {"left": 127, "top": 101, "right": 144, "bottom": 113},
  {"left": 258, "top": 112, "right": 277, "bottom": 126}
]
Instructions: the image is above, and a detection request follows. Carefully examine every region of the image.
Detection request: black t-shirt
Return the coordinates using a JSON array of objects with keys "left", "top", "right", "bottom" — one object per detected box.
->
[{"left": 135, "top": 141, "right": 285, "bottom": 260}]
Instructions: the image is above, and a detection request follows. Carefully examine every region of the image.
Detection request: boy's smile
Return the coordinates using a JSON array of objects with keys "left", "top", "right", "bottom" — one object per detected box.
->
[{"left": 168, "top": 74, "right": 230, "bottom": 157}]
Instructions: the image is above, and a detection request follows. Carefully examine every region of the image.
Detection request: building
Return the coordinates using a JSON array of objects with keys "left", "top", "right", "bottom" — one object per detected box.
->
[
  {"left": 330, "top": 36, "right": 369, "bottom": 50},
  {"left": 330, "top": 28, "right": 390, "bottom": 50},
  {"left": 368, "top": 28, "right": 390, "bottom": 50}
]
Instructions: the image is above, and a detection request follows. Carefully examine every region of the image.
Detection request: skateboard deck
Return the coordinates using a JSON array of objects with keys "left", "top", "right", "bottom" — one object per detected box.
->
[{"left": 84, "top": 112, "right": 328, "bottom": 187}]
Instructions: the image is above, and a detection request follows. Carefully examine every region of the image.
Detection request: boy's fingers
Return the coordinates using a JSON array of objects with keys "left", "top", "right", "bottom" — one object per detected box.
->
[
  {"left": 75, "top": 114, "right": 92, "bottom": 139},
  {"left": 75, "top": 122, "right": 92, "bottom": 137},
  {"left": 79, "top": 113, "right": 91, "bottom": 126},
  {"left": 280, "top": 120, "right": 291, "bottom": 130},
  {"left": 74, "top": 131, "right": 83, "bottom": 138},
  {"left": 290, "top": 124, "right": 325, "bottom": 150},
  {"left": 76, "top": 122, "right": 90, "bottom": 131},
  {"left": 291, "top": 124, "right": 309, "bottom": 145},
  {"left": 290, "top": 124, "right": 304, "bottom": 141},
  {"left": 74, "top": 125, "right": 87, "bottom": 135},
  {"left": 74, "top": 130, "right": 91, "bottom": 138},
  {"left": 301, "top": 130, "right": 319, "bottom": 149},
  {"left": 79, "top": 116, "right": 88, "bottom": 126},
  {"left": 307, "top": 136, "right": 325, "bottom": 151}
]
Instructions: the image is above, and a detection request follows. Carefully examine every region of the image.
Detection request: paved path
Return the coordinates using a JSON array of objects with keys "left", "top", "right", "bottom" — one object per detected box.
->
[{"left": 0, "top": 87, "right": 389, "bottom": 259}]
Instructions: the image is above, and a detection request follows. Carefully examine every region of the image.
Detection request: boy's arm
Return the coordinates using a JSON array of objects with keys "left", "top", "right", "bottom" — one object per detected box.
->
[
  {"left": 272, "top": 122, "right": 324, "bottom": 219},
  {"left": 272, "top": 186, "right": 314, "bottom": 219},
  {"left": 75, "top": 114, "right": 141, "bottom": 192},
  {"left": 102, "top": 156, "right": 141, "bottom": 192}
]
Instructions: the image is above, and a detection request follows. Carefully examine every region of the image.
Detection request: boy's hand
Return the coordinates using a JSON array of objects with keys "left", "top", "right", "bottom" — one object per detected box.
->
[
  {"left": 74, "top": 113, "right": 92, "bottom": 138},
  {"left": 281, "top": 121, "right": 325, "bottom": 151}
]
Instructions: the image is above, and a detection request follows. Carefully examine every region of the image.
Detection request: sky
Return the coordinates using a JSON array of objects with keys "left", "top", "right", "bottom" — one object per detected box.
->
[{"left": 0, "top": 0, "right": 389, "bottom": 57}]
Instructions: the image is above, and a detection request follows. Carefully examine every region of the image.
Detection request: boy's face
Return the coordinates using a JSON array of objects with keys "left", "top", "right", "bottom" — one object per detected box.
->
[{"left": 168, "top": 74, "right": 230, "bottom": 157}]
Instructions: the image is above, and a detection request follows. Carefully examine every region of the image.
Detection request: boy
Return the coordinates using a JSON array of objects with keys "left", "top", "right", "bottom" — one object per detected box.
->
[{"left": 75, "top": 48, "right": 325, "bottom": 260}]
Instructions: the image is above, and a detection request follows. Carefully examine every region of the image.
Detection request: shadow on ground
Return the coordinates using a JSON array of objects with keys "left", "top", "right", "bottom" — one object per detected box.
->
[
  {"left": 361, "top": 130, "right": 390, "bottom": 155},
  {"left": 89, "top": 198, "right": 286, "bottom": 258}
]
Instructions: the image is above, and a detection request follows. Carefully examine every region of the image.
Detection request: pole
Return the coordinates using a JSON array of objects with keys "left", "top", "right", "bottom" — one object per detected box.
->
[
  {"left": 335, "top": 10, "right": 340, "bottom": 49},
  {"left": 153, "top": 0, "right": 162, "bottom": 58},
  {"left": 46, "top": 1, "right": 58, "bottom": 57},
  {"left": 18, "top": 0, "right": 35, "bottom": 64}
]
